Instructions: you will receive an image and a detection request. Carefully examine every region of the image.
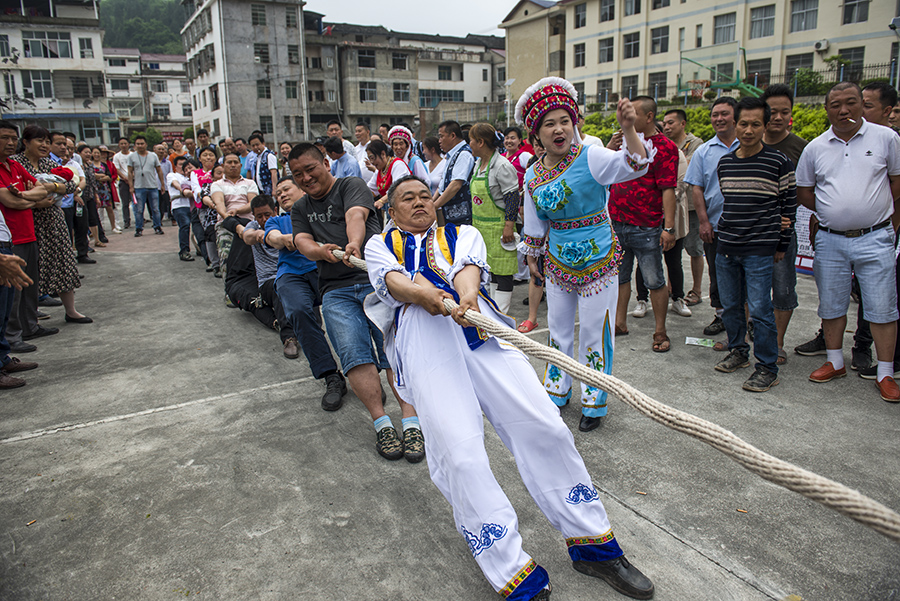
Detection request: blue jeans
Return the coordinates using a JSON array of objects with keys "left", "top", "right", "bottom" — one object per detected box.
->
[
  {"left": 613, "top": 221, "right": 666, "bottom": 290},
  {"left": 321, "top": 283, "right": 389, "bottom": 374},
  {"left": 133, "top": 188, "right": 161, "bottom": 231},
  {"left": 275, "top": 272, "right": 338, "bottom": 379},
  {"left": 172, "top": 207, "right": 191, "bottom": 254},
  {"left": 716, "top": 253, "right": 778, "bottom": 373},
  {"left": 0, "top": 247, "right": 16, "bottom": 366}
]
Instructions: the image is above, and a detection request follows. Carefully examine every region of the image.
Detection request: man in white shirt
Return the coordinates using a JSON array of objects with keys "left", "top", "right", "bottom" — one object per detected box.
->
[
  {"left": 797, "top": 82, "right": 900, "bottom": 403},
  {"left": 327, "top": 120, "right": 357, "bottom": 159},
  {"left": 354, "top": 122, "right": 374, "bottom": 184},
  {"left": 167, "top": 155, "right": 196, "bottom": 262},
  {"left": 433, "top": 120, "right": 475, "bottom": 226},
  {"left": 210, "top": 153, "right": 259, "bottom": 281},
  {"left": 112, "top": 137, "right": 133, "bottom": 228}
]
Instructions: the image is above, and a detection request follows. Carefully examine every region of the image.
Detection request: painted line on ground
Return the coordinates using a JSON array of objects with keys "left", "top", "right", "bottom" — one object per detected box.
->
[{"left": 0, "top": 376, "right": 316, "bottom": 445}]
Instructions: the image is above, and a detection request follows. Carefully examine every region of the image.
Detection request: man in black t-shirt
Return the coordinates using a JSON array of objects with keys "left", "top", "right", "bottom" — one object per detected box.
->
[{"left": 288, "top": 143, "right": 424, "bottom": 463}]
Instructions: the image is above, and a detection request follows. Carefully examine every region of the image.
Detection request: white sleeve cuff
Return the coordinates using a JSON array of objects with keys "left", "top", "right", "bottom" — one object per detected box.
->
[
  {"left": 373, "top": 264, "right": 411, "bottom": 309},
  {"left": 624, "top": 133, "right": 657, "bottom": 170},
  {"left": 447, "top": 255, "right": 492, "bottom": 288}
]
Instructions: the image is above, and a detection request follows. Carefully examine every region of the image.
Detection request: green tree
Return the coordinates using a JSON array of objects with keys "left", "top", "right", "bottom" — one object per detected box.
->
[
  {"left": 130, "top": 127, "right": 163, "bottom": 147},
  {"left": 100, "top": 0, "right": 187, "bottom": 54}
]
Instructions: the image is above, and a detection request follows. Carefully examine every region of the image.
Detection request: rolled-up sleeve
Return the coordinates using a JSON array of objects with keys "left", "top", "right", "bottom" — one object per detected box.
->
[
  {"left": 364, "top": 234, "right": 411, "bottom": 310},
  {"left": 446, "top": 224, "right": 491, "bottom": 289},
  {"left": 586, "top": 137, "right": 655, "bottom": 186}
]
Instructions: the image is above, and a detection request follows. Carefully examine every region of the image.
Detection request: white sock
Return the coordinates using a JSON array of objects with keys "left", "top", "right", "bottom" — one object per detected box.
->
[
  {"left": 826, "top": 349, "right": 844, "bottom": 371},
  {"left": 877, "top": 360, "right": 895, "bottom": 382},
  {"left": 493, "top": 290, "right": 512, "bottom": 314},
  {"left": 716, "top": 308, "right": 724, "bottom": 318}
]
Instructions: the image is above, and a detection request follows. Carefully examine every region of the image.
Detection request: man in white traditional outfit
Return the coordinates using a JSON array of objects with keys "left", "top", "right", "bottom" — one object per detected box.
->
[{"left": 363, "top": 174, "right": 655, "bottom": 601}]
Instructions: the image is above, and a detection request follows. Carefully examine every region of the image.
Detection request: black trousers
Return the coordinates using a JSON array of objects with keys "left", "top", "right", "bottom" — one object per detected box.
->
[
  {"left": 7, "top": 241, "right": 39, "bottom": 342},
  {"left": 703, "top": 235, "right": 722, "bottom": 309},
  {"left": 260, "top": 278, "right": 294, "bottom": 343},
  {"left": 62, "top": 205, "right": 90, "bottom": 259}
]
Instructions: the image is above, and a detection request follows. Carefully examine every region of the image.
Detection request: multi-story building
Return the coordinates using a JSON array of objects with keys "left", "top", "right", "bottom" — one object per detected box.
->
[
  {"left": 180, "top": 0, "right": 308, "bottom": 146},
  {"left": 502, "top": 0, "right": 900, "bottom": 105},
  {"left": 0, "top": 0, "right": 107, "bottom": 143}
]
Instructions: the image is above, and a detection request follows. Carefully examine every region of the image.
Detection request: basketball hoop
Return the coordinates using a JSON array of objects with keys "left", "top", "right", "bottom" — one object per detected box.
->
[{"left": 687, "top": 79, "right": 711, "bottom": 99}]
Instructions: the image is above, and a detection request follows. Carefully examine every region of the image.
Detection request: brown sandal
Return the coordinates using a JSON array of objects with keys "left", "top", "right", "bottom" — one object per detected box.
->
[
  {"left": 685, "top": 290, "right": 702, "bottom": 306},
  {"left": 652, "top": 332, "right": 671, "bottom": 353}
]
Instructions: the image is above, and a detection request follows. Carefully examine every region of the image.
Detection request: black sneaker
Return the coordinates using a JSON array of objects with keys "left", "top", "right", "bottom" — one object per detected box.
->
[
  {"left": 851, "top": 346, "right": 873, "bottom": 371},
  {"left": 859, "top": 363, "right": 900, "bottom": 380},
  {"left": 179, "top": 252, "right": 195, "bottom": 262},
  {"left": 154, "top": 227, "right": 164, "bottom": 235},
  {"left": 794, "top": 329, "right": 826, "bottom": 356},
  {"left": 22, "top": 326, "right": 59, "bottom": 340},
  {"left": 322, "top": 373, "right": 347, "bottom": 411},
  {"left": 742, "top": 366, "right": 779, "bottom": 392},
  {"left": 703, "top": 316, "right": 725, "bottom": 336},
  {"left": 715, "top": 349, "right": 750, "bottom": 373},
  {"left": 375, "top": 426, "right": 404, "bottom": 460},
  {"left": 402, "top": 427, "right": 425, "bottom": 463},
  {"left": 134, "top": 229, "right": 142, "bottom": 237}
]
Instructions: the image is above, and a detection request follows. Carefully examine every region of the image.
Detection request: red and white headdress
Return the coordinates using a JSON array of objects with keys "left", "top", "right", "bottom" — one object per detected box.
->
[
  {"left": 388, "top": 125, "right": 415, "bottom": 162},
  {"left": 515, "top": 77, "right": 579, "bottom": 133}
]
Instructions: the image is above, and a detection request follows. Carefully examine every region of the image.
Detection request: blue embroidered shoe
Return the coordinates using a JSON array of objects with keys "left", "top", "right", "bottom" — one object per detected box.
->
[{"left": 573, "top": 556, "right": 654, "bottom": 599}]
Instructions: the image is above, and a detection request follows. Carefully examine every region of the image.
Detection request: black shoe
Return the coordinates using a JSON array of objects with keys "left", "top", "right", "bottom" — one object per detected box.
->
[
  {"left": 134, "top": 230, "right": 142, "bottom": 237},
  {"left": 402, "top": 427, "right": 426, "bottom": 463},
  {"left": 38, "top": 296, "right": 63, "bottom": 307},
  {"left": 10, "top": 341, "right": 37, "bottom": 353},
  {"left": 213, "top": 268, "right": 222, "bottom": 278},
  {"left": 742, "top": 366, "right": 779, "bottom": 392},
  {"left": 179, "top": 252, "right": 195, "bottom": 262},
  {"left": 99, "top": 237, "right": 109, "bottom": 244},
  {"left": 322, "top": 373, "right": 347, "bottom": 411},
  {"left": 573, "top": 556, "right": 654, "bottom": 600},
  {"left": 154, "top": 227, "right": 164, "bottom": 235},
  {"left": 22, "top": 326, "right": 59, "bottom": 340},
  {"left": 859, "top": 363, "right": 900, "bottom": 380},
  {"left": 703, "top": 316, "right": 725, "bottom": 336},
  {"left": 206, "top": 266, "right": 215, "bottom": 272},
  {"left": 851, "top": 346, "right": 873, "bottom": 371},
  {"left": 794, "top": 329, "right": 826, "bottom": 356},
  {"left": 579, "top": 415, "right": 602, "bottom": 432},
  {"left": 77, "top": 256, "right": 96, "bottom": 264},
  {"left": 715, "top": 349, "right": 750, "bottom": 373},
  {"left": 37, "top": 310, "right": 50, "bottom": 320},
  {"left": 375, "top": 426, "right": 404, "bottom": 460},
  {"left": 529, "top": 587, "right": 552, "bottom": 601},
  {"left": 64, "top": 314, "right": 93, "bottom": 324}
]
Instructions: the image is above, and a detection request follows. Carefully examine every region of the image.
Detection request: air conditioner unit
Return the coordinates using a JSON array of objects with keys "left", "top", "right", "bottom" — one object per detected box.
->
[{"left": 814, "top": 40, "right": 829, "bottom": 52}]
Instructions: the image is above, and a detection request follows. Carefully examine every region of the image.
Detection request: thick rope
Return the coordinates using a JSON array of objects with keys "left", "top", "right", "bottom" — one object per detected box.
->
[{"left": 333, "top": 249, "right": 900, "bottom": 543}]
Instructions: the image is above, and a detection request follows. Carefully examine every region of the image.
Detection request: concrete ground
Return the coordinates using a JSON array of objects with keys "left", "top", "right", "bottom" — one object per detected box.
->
[{"left": 1, "top": 219, "right": 898, "bottom": 600}]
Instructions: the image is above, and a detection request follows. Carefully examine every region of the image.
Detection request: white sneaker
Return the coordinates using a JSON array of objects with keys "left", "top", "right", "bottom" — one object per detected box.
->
[
  {"left": 632, "top": 300, "right": 648, "bottom": 318},
  {"left": 112, "top": 227, "right": 122, "bottom": 234},
  {"left": 671, "top": 298, "right": 692, "bottom": 317}
]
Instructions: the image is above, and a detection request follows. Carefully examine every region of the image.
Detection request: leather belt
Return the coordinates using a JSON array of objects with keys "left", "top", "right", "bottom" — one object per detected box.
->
[
  {"left": 818, "top": 219, "right": 891, "bottom": 238},
  {"left": 0, "top": 241, "right": 12, "bottom": 249}
]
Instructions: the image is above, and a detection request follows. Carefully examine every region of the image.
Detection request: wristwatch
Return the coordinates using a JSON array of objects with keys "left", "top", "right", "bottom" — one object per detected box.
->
[{"left": 663, "top": 227, "right": 674, "bottom": 234}]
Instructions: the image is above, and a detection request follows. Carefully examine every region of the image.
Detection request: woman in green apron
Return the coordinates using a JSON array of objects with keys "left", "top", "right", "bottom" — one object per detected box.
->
[{"left": 467, "top": 123, "right": 521, "bottom": 314}]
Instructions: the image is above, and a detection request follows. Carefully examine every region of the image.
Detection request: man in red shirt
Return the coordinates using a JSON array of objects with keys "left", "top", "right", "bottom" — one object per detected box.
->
[
  {"left": 608, "top": 96, "right": 678, "bottom": 352},
  {"left": 0, "top": 120, "right": 53, "bottom": 385}
]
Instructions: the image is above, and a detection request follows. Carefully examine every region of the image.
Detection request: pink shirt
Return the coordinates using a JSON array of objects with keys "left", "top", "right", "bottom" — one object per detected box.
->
[{"left": 210, "top": 176, "right": 258, "bottom": 221}]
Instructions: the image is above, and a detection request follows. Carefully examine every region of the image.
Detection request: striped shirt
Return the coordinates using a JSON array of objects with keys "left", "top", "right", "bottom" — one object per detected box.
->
[{"left": 716, "top": 144, "right": 797, "bottom": 256}]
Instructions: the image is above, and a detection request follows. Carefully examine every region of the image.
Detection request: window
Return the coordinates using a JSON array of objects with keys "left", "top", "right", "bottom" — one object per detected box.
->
[
  {"left": 392, "top": 52, "right": 408, "bottom": 70},
  {"left": 716, "top": 62, "right": 734, "bottom": 82},
  {"left": 110, "top": 79, "right": 128, "bottom": 91},
  {"left": 325, "top": 56, "right": 334, "bottom": 68},
  {"left": 838, "top": 47, "right": 865, "bottom": 71},
  {"left": 597, "top": 78, "right": 613, "bottom": 99},
  {"left": 257, "top": 79, "right": 271, "bottom": 99},
  {"left": 785, "top": 53, "right": 814, "bottom": 71},
  {"left": 790, "top": 0, "right": 817, "bottom": 32},
  {"left": 327, "top": 90, "right": 335, "bottom": 102},
  {"left": 193, "top": 95, "right": 197, "bottom": 110},
  {"left": 696, "top": 24, "right": 702, "bottom": 47},
  {"left": 622, "top": 75, "right": 638, "bottom": 97},
  {"left": 254, "top": 44, "right": 270, "bottom": 63},
  {"left": 22, "top": 31, "right": 72, "bottom": 59},
  {"left": 151, "top": 80, "right": 168, "bottom": 93},
  {"left": 843, "top": 0, "right": 868, "bottom": 24},
  {"left": 648, "top": 72, "right": 668, "bottom": 96},
  {"left": 308, "top": 90, "right": 324, "bottom": 102},
  {"left": 459, "top": 67, "right": 465, "bottom": 81},
  {"left": 202, "top": 90, "right": 207, "bottom": 107},
  {"left": 359, "top": 81, "right": 377, "bottom": 102},
  {"left": 251, "top": 4, "right": 266, "bottom": 26},
  {"left": 288, "top": 45, "right": 299, "bottom": 64},
  {"left": 624, "top": 32, "right": 640, "bottom": 59},
  {"left": 23, "top": 70, "right": 53, "bottom": 99},
  {"left": 285, "top": 80, "right": 298, "bottom": 99},
  {"left": 209, "top": 84, "right": 220, "bottom": 111},
  {"left": 146, "top": 63, "right": 160, "bottom": 70},
  {"left": 259, "top": 116, "right": 274, "bottom": 135},
  {"left": 0, "top": 35, "right": 9, "bottom": 58},
  {"left": 600, "top": 0, "right": 615, "bottom": 21},
  {"left": 285, "top": 7, "right": 298, "bottom": 28},
  {"left": 679, "top": 27, "right": 685, "bottom": 51},
  {"left": 714, "top": 13, "right": 736, "bottom": 44},
  {"left": 80, "top": 120, "right": 102, "bottom": 141},
  {"left": 573, "top": 82, "right": 585, "bottom": 100},
  {"left": 358, "top": 49, "right": 376, "bottom": 68},
  {"left": 574, "top": 3, "right": 587, "bottom": 28},
  {"left": 307, "top": 56, "right": 321, "bottom": 69},
  {"left": 599, "top": 38, "right": 614, "bottom": 63},
  {"left": 438, "top": 65, "right": 452, "bottom": 81},
  {"left": 624, "top": 0, "right": 640, "bottom": 17},
  {"left": 213, "top": 119, "right": 219, "bottom": 136},
  {"left": 419, "top": 89, "right": 464, "bottom": 107},
  {"left": 393, "top": 82, "right": 410, "bottom": 102},
  {"left": 746, "top": 58, "right": 772, "bottom": 85},
  {"left": 182, "top": 104, "right": 193, "bottom": 117},
  {"left": 152, "top": 104, "right": 171, "bottom": 119},
  {"left": 750, "top": 5, "right": 775, "bottom": 38},
  {"left": 574, "top": 43, "right": 586, "bottom": 67},
  {"left": 651, "top": 27, "right": 669, "bottom": 54},
  {"left": 108, "top": 58, "right": 126, "bottom": 67},
  {"left": 181, "top": 81, "right": 190, "bottom": 93},
  {"left": 652, "top": 0, "right": 669, "bottom": 8},
  {"left": 71, "top": 77, "right": 90, "bottom": 97},
  {"left": 295, "top": 116, "right": 305, "bottom": 137},
  {"left": 482, "top": 68, "right": 488, "bottom": 81},
  {"left": 498, "top": 66, "right": 506, "bottom": 82},
  {"left": 79, "top": 38, "right": 94, "bottom": 59},
  {"left": 3, "top": 73, "right": 15, "bottom": 97}
]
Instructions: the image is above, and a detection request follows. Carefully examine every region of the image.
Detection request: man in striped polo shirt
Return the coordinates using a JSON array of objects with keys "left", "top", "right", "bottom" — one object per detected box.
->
[{"left": 713, "top": 97, "right": 797, "bottom": 392}]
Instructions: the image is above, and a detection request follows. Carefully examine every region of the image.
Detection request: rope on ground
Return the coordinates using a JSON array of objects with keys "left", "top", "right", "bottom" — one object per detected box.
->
[{"left": 333, "top": 248, "right": 900, "bottom": 543}]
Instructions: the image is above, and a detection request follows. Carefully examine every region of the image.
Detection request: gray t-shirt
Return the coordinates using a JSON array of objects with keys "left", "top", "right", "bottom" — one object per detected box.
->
[
  {"left": 291, "top": 176, "right": 381, "bottom": 295},
  {"left": 127, "top": 151, "right": 161, "bottom": 189},
  {"left": 245, "top": 220, "right": 278, "bottom": 286}
]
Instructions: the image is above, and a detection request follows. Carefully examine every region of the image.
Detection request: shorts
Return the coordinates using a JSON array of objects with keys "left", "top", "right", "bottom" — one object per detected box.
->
[
  {"left": 613, "top": 221, "right": 665, "bottom": 290},
  {"left": 321, "top": 283, "right": 390, "bottom": 373},
  {"left": 772, "top": 231, "right": 798, "bottom": 311}
]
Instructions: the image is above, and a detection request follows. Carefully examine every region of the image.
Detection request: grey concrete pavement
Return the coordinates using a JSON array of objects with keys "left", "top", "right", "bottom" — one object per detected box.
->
[{"left": 1, "top": 227, "right": 898, "bottom": 600}]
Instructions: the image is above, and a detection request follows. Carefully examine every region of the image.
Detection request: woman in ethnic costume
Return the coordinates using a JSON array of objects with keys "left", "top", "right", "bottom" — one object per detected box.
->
[
  {"left": 387, "top": 125, "right": 428, "bottom": 182},
  {"left": 366, "top": 139, "right": 411, "bottom": 210},
  {"left": 517, "top": 78, "right": 654, "bottom": 432}
]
